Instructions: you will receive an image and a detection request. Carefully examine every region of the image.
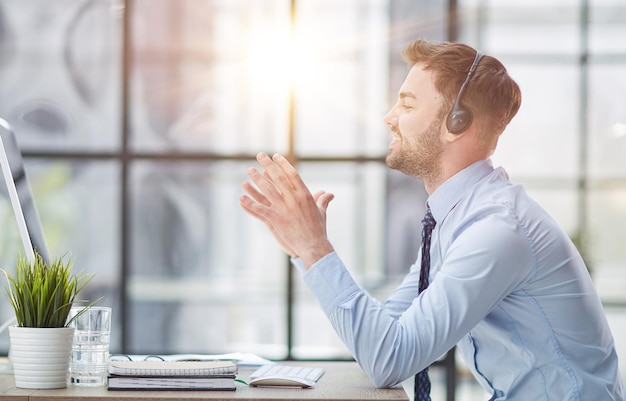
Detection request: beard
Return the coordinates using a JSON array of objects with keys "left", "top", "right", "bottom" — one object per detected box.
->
[{"left": 385, "top": 112, "right": 444, "bottom": 181}]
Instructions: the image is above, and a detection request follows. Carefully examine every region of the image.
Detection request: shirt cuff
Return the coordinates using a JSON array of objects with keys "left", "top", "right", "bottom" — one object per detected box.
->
[
  {"left": 290, "top": 250, "right": 337, "bottom": 276},
  {"left": 290, "top": 257, "right": 307, "bottom": 275}
]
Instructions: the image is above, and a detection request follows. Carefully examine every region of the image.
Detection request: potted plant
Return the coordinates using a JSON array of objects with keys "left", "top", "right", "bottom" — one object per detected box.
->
[{"left": 2, "top": 252, "right": 97, "bottom": 389}]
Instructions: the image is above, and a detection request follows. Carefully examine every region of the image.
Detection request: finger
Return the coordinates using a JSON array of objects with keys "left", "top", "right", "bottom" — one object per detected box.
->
[
  {"left": 314, "top": 191, "right": 335, "bottom": 211},
  {"left": 242, "top": 180, "right": 271, "bottom": 207},
  {"left": 239, "top": 194, "right": 267, "bottom": 221},
  {"left": 272, "top": 153, "right": 309, "bottom": 192},
  {"left": 247, "top": 166, "right": 282, "bottom": 201},
  {"left": 240, "top": 196, "right": 297, "bottom": 257},
  {"left": 256, "top": 153, "right": 294, "bottom": 194},
  {"left": 313, "top": 191, "right": 325, "bottom": 201}
]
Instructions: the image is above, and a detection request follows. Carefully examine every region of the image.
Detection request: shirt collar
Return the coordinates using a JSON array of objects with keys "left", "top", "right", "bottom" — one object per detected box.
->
[{"left": 427, "top": 158, "right": 495, "bottom": 223}]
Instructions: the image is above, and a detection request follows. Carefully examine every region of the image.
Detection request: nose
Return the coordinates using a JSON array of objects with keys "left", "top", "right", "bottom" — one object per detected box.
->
[{"left": 383, "top": 104, "right": 397, "bottom": 126}]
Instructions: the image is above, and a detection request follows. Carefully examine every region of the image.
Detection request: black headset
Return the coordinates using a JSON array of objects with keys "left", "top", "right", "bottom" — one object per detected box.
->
[{"left": 446, "top": 50, "right": 484, "bottom": 134}]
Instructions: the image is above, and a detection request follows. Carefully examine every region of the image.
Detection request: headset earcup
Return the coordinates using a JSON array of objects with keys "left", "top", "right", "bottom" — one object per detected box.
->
[
  {"left": 446, "top": 108, "right": 473, "bottom": 134},
  {"left": 446, "top": 50, "right": 483, "bottom": 134}
]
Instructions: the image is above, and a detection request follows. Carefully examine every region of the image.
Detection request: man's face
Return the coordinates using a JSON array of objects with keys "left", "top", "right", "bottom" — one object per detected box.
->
[{"left": 383, "top": 63, "right": 445, "bottom": 180}]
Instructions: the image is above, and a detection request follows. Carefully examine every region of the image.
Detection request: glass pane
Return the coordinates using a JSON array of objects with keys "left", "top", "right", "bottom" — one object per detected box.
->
[
  {"left": 385, "top": 170, "right": 428, "bottom": 277},
  {"left": 128, "top": 160, "right": 286, "bottom": 357},
  {"left": 589, "top": 0, "right": 626, "bottom": 53},
  {"left": 130, "top": 0, "right": 290, "bottom": 154},
  {"left": 588, "top": 187, "right": 626, "bottom": 302},
  {"left": 0, "top": 159, "right": 121, "bottom": 352},
  {"left": 293, "top": 162, "right": 387, "bottom": 358},
  {"left": 523, "top": 184, "right": 580, "bottom": 239},
  {"left": 491, "top": 62, "right": 579, "bottom": 179},
  {"left": 588, "top": 63, "right": 626, "bottom": 179},
  {"left": 0, "top": 170, "right": 24, "bottom": 268},
  {"left": 294, "top": 0, "right": 389, "bottom": 156},
  {"left": 480, "top": 2, "right": 580, "bottom": 55},
  {"left": 457, "top": 1, "right": 481, "bottom": 45},
  {"left": 0, "top": 0, "right": 122, "bottom": 151},
  {"left": 33, "top": 160, "right": 121, "bottom": 350},
  {"left": 605, "top": 308, "right": 626, "bottom": 381},
  {"left": 0, "top": 157, "right": 26, "bottom": 352}
]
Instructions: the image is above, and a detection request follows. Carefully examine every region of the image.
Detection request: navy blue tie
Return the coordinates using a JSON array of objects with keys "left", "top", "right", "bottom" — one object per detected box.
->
[{"left": 414, "top": 206, "right": 436, "bottom": 401}]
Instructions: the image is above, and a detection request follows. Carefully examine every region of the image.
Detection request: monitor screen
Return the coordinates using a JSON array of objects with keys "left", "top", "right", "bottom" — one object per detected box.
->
[{"left": 0, "top": 118, "right": 50, "bottom": 265}]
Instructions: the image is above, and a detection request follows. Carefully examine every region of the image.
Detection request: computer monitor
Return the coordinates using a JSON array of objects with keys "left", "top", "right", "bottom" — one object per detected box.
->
[{"left": 0, "top": 118, "right": 50, "bottom": 265}]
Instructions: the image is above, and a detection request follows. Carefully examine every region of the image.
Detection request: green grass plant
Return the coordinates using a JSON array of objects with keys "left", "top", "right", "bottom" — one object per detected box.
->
[{"left": 2, "top": 252, "right": 98, "bottom": 328}]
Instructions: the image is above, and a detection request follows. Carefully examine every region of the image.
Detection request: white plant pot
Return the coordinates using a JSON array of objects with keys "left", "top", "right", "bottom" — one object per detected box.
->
[{"left": 9, "top": 326, "right": 74, "bottom": 389}]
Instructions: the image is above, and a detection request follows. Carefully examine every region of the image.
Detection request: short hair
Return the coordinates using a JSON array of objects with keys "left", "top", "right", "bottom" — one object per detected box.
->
[{"left": 402, "top": 39, "right": 521, "bottom": 147}]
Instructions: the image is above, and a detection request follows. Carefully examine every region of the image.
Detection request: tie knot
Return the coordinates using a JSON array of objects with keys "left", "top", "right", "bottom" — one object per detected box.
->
[{"left": 422, "top": 207, "right": 436, "bottom": 229}]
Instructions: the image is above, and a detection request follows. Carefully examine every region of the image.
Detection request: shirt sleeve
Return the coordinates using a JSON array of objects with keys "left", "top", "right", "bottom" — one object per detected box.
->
[{"left": 301, "top": 209, "right": 535, "bottom": 388}]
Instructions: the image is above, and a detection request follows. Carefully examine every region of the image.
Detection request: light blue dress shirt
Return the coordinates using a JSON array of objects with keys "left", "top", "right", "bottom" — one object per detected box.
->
[{"left": 293, "top": 159, "right": 623, "bottom": 401}]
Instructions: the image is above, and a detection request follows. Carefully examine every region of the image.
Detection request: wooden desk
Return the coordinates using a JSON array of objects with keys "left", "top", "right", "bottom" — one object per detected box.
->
[{"left": 0, "top": 362, "right": 409, "bottom": 401}]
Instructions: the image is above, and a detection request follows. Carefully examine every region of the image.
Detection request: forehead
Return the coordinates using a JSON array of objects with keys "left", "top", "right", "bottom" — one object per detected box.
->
[{"left": 398, "top": 63, "right": 438, "bottom": 100}]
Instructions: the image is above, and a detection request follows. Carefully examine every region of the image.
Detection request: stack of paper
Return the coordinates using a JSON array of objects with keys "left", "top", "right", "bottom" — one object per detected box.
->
[{"left": 107, "top": 360, "right": 238, "bottom": 390}]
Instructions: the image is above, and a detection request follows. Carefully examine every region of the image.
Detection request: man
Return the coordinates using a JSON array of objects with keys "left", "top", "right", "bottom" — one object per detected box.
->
[{"left": 239, "top": 39, "right": 623, "bottom": 400}]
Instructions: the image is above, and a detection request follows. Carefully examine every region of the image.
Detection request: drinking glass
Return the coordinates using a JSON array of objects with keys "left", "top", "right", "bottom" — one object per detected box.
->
[{"left": 68, "top": 306, "right": 111, "bottom": 386}]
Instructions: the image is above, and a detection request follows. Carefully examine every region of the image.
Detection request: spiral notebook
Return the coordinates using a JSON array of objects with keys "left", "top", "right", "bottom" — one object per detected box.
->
[
  {"left": 107, "top": 360, "right": 238, "bottom": 391},
  {"left": 107, "top": 375, "right": 237, "bottom": 391},
  {"left": 108, "top": 360, "right": 238, "bottom": 376}
]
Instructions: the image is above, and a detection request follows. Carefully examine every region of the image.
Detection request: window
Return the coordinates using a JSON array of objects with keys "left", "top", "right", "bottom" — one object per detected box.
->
[{"left": 0, "top": 0, "right": 398, "bottom": 360}]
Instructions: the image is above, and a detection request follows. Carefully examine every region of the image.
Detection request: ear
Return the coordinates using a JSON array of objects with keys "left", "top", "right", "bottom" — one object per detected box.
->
[{"left": 442, "top": 122, "right": 472, "bottom": 144}]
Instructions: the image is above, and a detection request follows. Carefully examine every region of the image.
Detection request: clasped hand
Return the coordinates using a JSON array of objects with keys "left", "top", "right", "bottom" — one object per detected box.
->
[{"left": 239, "top": 152, "right": 335, "bottom": 269}]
